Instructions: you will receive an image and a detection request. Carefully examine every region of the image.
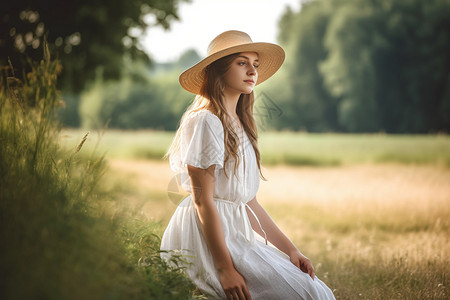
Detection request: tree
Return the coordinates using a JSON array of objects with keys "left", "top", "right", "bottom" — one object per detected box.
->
[
  {"left": 319, "top": 1, "right": 381, "bottom": 132},
  {"left": 274, "top": 1, "right": 340, "bottom": 132},
  {"left": 1, "top": 0, "right": 189, "bottom": 92},
  {"left": 176, "top": 48, "right": 201, "bottom": 70},
  {"left": 79, "top": 56, "right": 193, "bottom": 130},
  {"left": 277, "top": 0, "right": 450, "bottom": 133},
  {"left": 320, "top": 0, "right": 450, "bottom": 132}
]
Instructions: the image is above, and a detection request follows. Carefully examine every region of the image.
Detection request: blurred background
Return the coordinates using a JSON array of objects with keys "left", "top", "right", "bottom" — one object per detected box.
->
[
  {"left": 1, "top": 0, "right": 450, "bottom": 299},
  {"left": 3, "top": 0, "right": 449, "bottom": 133}
]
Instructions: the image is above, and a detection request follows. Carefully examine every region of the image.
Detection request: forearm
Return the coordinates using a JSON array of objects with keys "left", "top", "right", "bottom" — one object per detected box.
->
[
  {"left": 247, "top": 198, "right": 298, "bottom": 256},
  {"left": 188, "top": 164, "right": 235, "bottom": 272},
  {"left": 195, "top": 200, "right": 235, "bottom": 271}
]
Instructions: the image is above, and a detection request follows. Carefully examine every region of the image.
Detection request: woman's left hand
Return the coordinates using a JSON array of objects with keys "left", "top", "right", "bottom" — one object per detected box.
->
[{"left": 289, "top": 250, "right": 315, "bottom": 280}]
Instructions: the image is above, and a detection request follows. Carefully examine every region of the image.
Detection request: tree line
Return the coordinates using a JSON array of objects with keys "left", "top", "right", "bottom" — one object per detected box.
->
[
  {"left": 2, "top": 0, "right": 449, "bottom": 133},
  {"left": 259, "top": 0, "right": 450, "bottom": 133}
]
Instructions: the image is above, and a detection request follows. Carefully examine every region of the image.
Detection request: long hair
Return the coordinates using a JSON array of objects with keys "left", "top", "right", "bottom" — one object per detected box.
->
[{"left": 166, "top": 53, "right": 265, "bottom": 179}]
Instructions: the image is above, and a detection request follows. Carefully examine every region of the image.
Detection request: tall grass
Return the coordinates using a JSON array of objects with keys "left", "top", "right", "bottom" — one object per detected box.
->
[{"left": 0, "top": 48, "right": 200, "bottom": 299}]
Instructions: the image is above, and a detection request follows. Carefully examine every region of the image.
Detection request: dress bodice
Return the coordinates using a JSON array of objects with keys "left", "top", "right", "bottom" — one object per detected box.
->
[{"left": 169, "top": 110, "right": 260, "bottom": 204}]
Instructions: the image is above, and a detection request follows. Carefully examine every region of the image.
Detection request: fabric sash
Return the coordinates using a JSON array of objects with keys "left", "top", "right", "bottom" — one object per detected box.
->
[{"left": 214, "top": 198, "right": 268, "bottom": 245}]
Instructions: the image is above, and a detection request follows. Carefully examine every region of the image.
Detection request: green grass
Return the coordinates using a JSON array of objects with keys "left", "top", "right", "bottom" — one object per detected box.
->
[
  {"left": 60, "top": 129, "right": 172, "bottom": 160},
  {"left": 61, "top": 129, "right": 450, "bottom": 167},
  {"left": 0, "top": 51, "right": 201, "bottom": 299},
  {"left": 258, "top": 132, "right": 450, "bottom": 166}
]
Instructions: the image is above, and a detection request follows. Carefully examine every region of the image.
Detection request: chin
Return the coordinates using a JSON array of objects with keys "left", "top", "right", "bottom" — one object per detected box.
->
[{"left": 241, "top": 89, "right": 254, "bottom": 95}]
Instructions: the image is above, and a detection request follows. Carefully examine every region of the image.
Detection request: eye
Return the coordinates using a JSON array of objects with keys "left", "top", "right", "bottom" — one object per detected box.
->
[
  {"left": 238, "top": 61, "right": 246, "bottom": 66},
  {"left": 253, "top": 64, "right": 260, "bottom": 69}
]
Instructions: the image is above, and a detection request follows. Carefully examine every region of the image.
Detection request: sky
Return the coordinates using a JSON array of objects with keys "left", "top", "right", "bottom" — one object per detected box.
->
[{"left": 140, "top": 0, "right": 301, "bottom": 63}]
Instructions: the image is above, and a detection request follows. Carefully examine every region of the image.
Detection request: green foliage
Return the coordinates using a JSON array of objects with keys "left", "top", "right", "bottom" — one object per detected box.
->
[
  {"left": 284, "top": 0, "right": 339, "bottom": 132},
  {"left": 319, "top": 1, "right": 380, "bottom": 131},
  {"left": 175, "top": 48, "right": 202, "bottom": 71},
  {"left": 1, "top": 0, "right": 188, "bottom": 92},
  {"left": 0, "top": 48, "right": 200, "bottom": 299},
  {"left": 79, "top": 55, "right": 193, "bottom": 130},
  {"left": 57, "top": 93, "right": 81, "bottom": 127},
  {"left": 276, "top": 0, "right": 450, "bottom": 133},
  {"left": 121, "top": 220, "right": 203, "bottom": 299}
]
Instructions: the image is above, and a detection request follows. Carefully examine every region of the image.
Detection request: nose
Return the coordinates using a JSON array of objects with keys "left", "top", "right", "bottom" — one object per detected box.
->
[{"left": 247, "top": 65, "right": 257, "bottom": 76}]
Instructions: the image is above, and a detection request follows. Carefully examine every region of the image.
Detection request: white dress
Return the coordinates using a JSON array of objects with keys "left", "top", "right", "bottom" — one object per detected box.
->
[{"left": 161, "top": 110, "right": 335, "bottom": 299}]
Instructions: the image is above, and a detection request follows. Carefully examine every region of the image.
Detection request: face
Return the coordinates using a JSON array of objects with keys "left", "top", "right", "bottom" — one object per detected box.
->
[{"left": 223, "top": 52, "right": 259, "bottom": 95}]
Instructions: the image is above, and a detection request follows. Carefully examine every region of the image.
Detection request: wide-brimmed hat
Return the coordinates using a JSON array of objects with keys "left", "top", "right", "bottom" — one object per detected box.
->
[{"left": 179, "top": 30, "right": 285, "bottom": 94}]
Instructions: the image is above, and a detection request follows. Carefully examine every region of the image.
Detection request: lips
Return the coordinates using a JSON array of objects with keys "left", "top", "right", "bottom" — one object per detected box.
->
[{"left": 244, "top": 80, "right": 255, "bottom": 84}]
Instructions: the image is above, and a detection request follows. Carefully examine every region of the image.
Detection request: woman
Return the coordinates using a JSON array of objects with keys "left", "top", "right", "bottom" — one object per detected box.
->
[{"left": 161, "top": 30, "right": 335, "bottom": 300}]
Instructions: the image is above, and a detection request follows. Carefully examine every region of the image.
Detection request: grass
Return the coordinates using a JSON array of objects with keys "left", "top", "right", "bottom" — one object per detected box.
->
[
  {"left": 12, "top": 45, "right": 448, "bottom": 300},
  {"left": 0, "top": 51, "right": 201, "bottom": 299},
  {"left": 257, "top": 164, "right": 450, "bottom": 299},
  {"left": 259, "top": 132, "right": 450, "bottom": 167},
  {"left": 60, "top": 129, "right": 450, "bottom": 167},
  {"left": 48, "top": 67, "right": 449, "bottom": 300},
  {"left": 57, "top": 128, "right": 450, "bottom": 299},
  {"left": 105, "top": 159, "right": 450, "bottom": 299}
]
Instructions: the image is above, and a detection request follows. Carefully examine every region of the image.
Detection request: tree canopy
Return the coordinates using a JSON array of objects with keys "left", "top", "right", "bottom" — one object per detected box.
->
[
  {"left": 270, "top": 0, "right": 450, "bottom": 133},
  {"left": 1, "top": 0, "right": 188, "bottom": 92}
]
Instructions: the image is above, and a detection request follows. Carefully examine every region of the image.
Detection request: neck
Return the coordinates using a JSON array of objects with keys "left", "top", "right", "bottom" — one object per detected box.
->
[{"left": 222, "top": 88, "right": 241, "bottom": 118}]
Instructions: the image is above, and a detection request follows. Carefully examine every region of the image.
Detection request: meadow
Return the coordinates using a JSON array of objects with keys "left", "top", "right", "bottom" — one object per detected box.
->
[
  {"left": 60, "top": 129, "right": 450, "bottom": 166},
  {"left": 61, "top": 129, "right": 450, "bottom": 299},
  {"left": 4, "top": 48, "right": 448, "bottom": 299}
]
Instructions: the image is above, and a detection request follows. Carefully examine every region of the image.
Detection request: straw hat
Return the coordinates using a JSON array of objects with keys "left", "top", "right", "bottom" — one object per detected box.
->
[{"left": 179, "top": 30, "right": 285, "bottom": 94}]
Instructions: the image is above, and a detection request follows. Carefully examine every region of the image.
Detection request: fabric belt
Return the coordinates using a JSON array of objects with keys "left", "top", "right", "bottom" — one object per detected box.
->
[{"left": 214, "top": 198, "right": 268, "bottom": 245}]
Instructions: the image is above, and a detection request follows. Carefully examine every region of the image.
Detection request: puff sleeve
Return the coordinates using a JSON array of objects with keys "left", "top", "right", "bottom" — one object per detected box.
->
[{"left": 170, "top": 111, "right": 225, "bottom": 172}]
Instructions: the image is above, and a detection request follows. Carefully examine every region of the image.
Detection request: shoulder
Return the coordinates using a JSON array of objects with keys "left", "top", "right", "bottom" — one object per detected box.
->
[{"left": 184, "top": 110, "right": 223, "bottom": 132}]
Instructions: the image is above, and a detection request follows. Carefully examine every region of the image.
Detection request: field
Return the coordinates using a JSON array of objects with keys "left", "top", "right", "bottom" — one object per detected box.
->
[
  {"left": 63, "top": 130, "right": 450, "bottom": 299},
  {"left": 60, "top": 129, "right": 450, "bottom": 166}
]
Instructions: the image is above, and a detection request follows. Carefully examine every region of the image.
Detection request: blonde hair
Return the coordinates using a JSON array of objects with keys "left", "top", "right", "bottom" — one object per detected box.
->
[{"left": 166, "top": 53, "right": 265, "bottom": 179}]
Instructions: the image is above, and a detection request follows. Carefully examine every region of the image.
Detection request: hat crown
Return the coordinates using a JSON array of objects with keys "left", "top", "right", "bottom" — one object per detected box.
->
[{"left": 207, "top": 30, "right": 253, "bottom": 56}]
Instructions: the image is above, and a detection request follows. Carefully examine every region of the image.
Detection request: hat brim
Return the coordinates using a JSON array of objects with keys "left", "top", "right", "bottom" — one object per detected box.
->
[{"left": 179, "top": 42, "right": 285, "bottom": 95}]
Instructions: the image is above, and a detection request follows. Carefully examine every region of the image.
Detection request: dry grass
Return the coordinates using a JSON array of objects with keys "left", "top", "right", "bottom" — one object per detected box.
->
[
  {"left": 258, "top": 164, "right": 450, "bottom": 299},
  {"left": 107, "top": 159, "right": 181, "bottom": 225},
  {"left": 107, "top": 159, "right": 450, "bottom": 299}
]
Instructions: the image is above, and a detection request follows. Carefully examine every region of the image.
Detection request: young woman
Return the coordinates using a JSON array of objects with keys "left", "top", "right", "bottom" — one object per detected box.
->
[{"left": 161, "top": 30, "right": 335, "bottom": 300}]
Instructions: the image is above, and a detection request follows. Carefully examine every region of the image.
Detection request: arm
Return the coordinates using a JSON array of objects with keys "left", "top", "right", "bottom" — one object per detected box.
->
[
  {"left": 187, "top": 164, "right": 252, "bottom": 300},
  {"left": 246, "top": 197, "right": 315, "bottom": 279}
]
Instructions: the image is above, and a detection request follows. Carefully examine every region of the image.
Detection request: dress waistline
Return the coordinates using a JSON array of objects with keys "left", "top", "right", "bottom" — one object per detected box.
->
[{"left": 213, "top": 197, "right": 268, "bottom": 245}]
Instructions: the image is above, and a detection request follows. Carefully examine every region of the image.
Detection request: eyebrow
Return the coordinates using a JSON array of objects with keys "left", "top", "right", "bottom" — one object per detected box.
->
[{"left": 238, "top": 55, "right": 259, "bottom": 62}]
